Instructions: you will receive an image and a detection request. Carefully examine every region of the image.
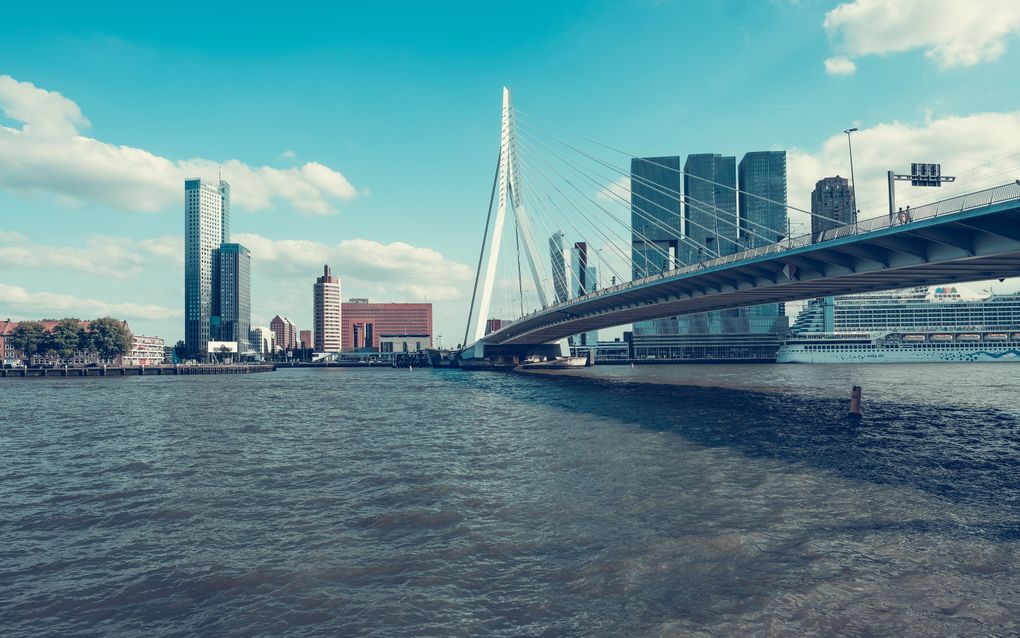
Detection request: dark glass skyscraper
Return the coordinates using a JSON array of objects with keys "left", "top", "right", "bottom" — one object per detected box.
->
[
  {"left": 213, "top": 243, "right": 251, "bottom": 353},
  {"left": 630, "top": 156, "right": 681, "bottom": 278},
  {"left": 738, "top": 151, "right": 787, "bottom": 247},
  {"left": 683, "top": 153, "right": 737, "bottom": 262},
  {"left": 549, "top": 231, "right": 569, "bottom": 304}
]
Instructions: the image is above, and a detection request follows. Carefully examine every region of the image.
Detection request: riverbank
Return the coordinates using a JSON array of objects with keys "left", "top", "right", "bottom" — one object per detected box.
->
[{"left": 0, "top": 364, "right": 276, "bottom": 378}]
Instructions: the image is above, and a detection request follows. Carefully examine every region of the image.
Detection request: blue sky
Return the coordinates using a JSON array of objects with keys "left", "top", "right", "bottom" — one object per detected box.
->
[{"left": 2, "top": 0, "right": 1020, "bottom": 344}]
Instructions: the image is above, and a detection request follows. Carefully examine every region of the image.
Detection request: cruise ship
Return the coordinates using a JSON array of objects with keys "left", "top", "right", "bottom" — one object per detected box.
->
[{"left": 777, "top": 286, "right": 1020, "bottom": 363}]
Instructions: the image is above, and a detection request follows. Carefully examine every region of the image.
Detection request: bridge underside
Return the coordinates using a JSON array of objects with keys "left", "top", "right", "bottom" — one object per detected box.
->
[{"left": 486, "top": 201, "right": 1020, "bottom": 346}]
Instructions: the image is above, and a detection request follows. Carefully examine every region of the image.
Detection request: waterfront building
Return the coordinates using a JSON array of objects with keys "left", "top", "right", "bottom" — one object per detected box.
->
[
  {"left": 184, "top": 177, "right": 231, "bottom": 359},
  {"left": 631, "top": 156, "right": 682, "bottom": 277},
  {"left": 549, "top": 231, "right": 569, "bottom": 304},
  {"left": 779, "top": 285, "right": 1020, "bottom": 363},
  {"left": 313, "top": 264, "right": 342, "bottom": 352},
  {"left": 570, "top": 242, "right": 598, "bottom": 347},
  {"left": 249, "top": 326, "right": 275, "bottom": 358},
  {"left": 341, "top": 299, "right": 432, "bottom": 351},
  {"left": 299, "top": 330, "right": 312, "bottom": 349},
  {"left": 738, "top": 151, "right": 787, "bottom": 247},
  {"left": 122, "top": 335, "right": 166, "bottom": 366},
  {"left": 631, "top": 151, "right": 790, "bottom": 362},
  {"left": 0, "top": 318, "right": 13, "bottom": 364},
  {"left": 485, "top": 318, "right": 506, "bottom": 335},
  {"left": 811, "top": 176, "right": 855, "bottom": 239},
  {"left": 684, "top": 153, "right": 737, "bottom": 262},
  {"left": 212, "top": 243, "right": 251, "bottom": 353},
  {"left": 270, "top": 315, "right": 298, "bottom": 351},
  {"left": 378, "top": 334, "right": 430, "bottom": 353}
]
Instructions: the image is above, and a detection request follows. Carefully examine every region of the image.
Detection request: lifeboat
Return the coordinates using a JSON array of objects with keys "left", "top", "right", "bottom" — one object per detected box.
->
[
  {"left": 931, "top": 334, "right": 953, "bottom": 342},
  {"left": 902, "top": 334, "right": 926, "bottom": 342},
  {"left": 958, "top": 333, "right": 981, "bottom": 342},
  {"left": 985, "top": 333, "right": 1008, "bottom": 341}
]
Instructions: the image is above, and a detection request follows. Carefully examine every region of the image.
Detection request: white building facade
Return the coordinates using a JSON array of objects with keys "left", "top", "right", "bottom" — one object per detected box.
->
[{"left": 313, "top": 264, "right": 342, "bottom": 352}]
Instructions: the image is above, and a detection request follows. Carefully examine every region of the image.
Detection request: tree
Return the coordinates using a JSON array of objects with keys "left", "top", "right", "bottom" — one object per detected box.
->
[
  {"left": 172, "top": 340, "right": 186, "bottom": 363},
  {"left": 7, "top": 321, "right": 47, "bottom": 359},
  {"left": 45, "top": 318, "right": 85, "bottom": 360},
  {"left": 87, "top": 317, "right": 133, "bottom": 361}
]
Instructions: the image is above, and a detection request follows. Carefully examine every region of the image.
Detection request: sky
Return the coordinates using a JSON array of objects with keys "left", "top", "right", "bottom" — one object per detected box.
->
[{"left": 2, "top": 0, "right": 1020, "bottom": 345}]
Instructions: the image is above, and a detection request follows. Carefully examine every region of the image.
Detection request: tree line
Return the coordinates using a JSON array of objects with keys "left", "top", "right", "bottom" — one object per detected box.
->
[{"left": 6, "top": 318, "right": 133, "bottom": 362}]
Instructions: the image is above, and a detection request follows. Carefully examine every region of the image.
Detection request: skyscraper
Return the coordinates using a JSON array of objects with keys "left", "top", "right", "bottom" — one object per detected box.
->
[
  {"left": 271, "top": 315, "right": 298, "bottom": 351},
  {"left": 811, "top": 176, "right": 856, "bottom": 240},
  {"left": 313, "top": 264, "right": 342, "bottom": 352},
  {"left": 570, "top": 242, "right": 598, "bottom": 347},
  {"left": 549, "top": 231, "right": 569, "bottom": 304},
  {"left": 684, "top": 153, "right": 737, "bottom": 262},
  {"left": 184, "top": 177, "right": 230, "bottom": 359},
  {"left": 631, "top": 156, "right": 682, "bottom": 277},
  {"left": 213, "top": 243, "right": 251, "bottom": 352},
  {"left": 738, "top": 151, "right": 788, "bottom": 247}
]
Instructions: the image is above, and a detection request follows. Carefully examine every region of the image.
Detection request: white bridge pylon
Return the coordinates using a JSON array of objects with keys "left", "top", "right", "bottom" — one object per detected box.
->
[{"left": 471, "top": 87, "right": 549, "bottom": 344}]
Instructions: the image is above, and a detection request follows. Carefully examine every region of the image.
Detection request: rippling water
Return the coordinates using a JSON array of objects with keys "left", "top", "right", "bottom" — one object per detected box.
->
[{"left": 2, "top": 365, "right": 1020, "bottom": 636}]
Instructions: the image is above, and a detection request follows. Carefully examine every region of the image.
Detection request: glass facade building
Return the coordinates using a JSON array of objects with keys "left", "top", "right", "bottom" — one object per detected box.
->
[
  {"left": 184, "top": 178, "right": 230, "bottom": 359},
  {"left": 549, "top": 231, "right": 569, "bottom": 304},
  {"left": 630, "top": 156, "right": 682, "bottom": 278},
  {"left": 738, "top": 151, "right": 787, "bottom": 248},
  {"left": 213, "top": 243, "right": 251, "bottom": 353},
  {"left": 683, "top": 153, "right": 737, "bottom": 263}
]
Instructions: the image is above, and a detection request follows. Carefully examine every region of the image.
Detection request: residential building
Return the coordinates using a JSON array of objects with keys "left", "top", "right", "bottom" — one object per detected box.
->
[
  {"left": 270, "top": 315, "right": 298, "bottom": 351},
  {"left": 122, "top": 335, "right": 166, "bottom": 366},
  {"left": 0, "top": 319, "right": 133, "bottom": 365},
  {"left": 213, "top": 243, "right": 251, "bottom": 353},
  {"left": 811, "top": 176, "right": 856, "bottom": 239},
  {"left": 570, "top": 242, "right": 598, "bottom": 347},
  {"left": 549, "top": 231, "right": 569, "bottom": 304},
  {"left": 683, "top": 153, "right": 737, "bottom": 262},
  {"left": 0, "top": 318, "right": 13, "bottom": 364},
  {"left": 299, "top": 330, "right": 312, "bottom": 349},
  {"left": 184, "top": 177, "right": 230, "bottom": 359},
  {"left": 631, "top": 156, "right": 682, "bottom": 277},
  {"left": 341, "top": 299, "right": 432, "bottom": 351},
  {"left": 313, "top": 264, "right": 342, "bottom": 352},
  {"left": 249, "top": 326, "right": 275, "bottom": 358}
]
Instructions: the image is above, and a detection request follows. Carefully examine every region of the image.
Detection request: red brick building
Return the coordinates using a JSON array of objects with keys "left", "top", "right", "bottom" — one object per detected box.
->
[{"left": 341, "top": 299, "right": 432, "bottom": 351}]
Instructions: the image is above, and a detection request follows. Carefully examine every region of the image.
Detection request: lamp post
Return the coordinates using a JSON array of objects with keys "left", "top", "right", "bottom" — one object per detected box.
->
[{"left": 844, "top": 127, "right": 859, "bottom": 220}]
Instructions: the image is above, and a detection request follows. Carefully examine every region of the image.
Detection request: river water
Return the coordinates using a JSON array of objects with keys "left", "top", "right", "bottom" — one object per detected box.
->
[{"left": 2, "top": 364, "right": 1019, "bottom": 636}]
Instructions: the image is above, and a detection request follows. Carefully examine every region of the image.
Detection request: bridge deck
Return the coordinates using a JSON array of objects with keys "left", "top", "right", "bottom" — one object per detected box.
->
[{"left": 484, "top": 182, "right": 1020, "bottom": 346}]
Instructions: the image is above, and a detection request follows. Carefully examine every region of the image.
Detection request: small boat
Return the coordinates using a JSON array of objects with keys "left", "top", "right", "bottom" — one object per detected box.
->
[
  {"left": 986, "top": 333, "right": 1009, "bottom": 341},
  {"left": 902, "top": 334, "right": 926, "bottom": 342},
  {"left": 517, "top": 356, "right": 588, "bottom": 370},
  {"left": 931, "top": 334, "right": 953, "bottom": 342},
  {"left": 958, "top": 333, "right": 981, "bottom": 342}
]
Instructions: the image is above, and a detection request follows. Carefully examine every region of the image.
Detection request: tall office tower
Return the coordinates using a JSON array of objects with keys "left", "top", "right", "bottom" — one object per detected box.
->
[
  {"left": 549, "top": 231, "right": 570, "bottom": 304},
  {"left": 213, "top": 243, "right": 251, "bottom": 352},
  {"left": 184, "top": 178, "right": 225, "bottom": 359},
  {"left": 219, "top": 179, "right": 231, "bottom": 244},
  {"left": 570, "top": 242, "right": 598, "bottom": 346},
  {"left": 811, "top": 176, "right": 856, "bottom": 239},
  {"left": 313, "top": 264, "right": 342, "bottom": 352},
  {"left": 683, "top": 153, "right": 737, "bottom": 262},
  {"left": 271, "top": 315, "right": 298, "bottom": 351},
  {"left": 738, "top": 151, "right": 788, "bottom": 247},
  {"left": 738, "top": 151, "right": 789, "bottom": 322},
  {"left": 631, "top": 156, "right": 682, "bottom": 278}
]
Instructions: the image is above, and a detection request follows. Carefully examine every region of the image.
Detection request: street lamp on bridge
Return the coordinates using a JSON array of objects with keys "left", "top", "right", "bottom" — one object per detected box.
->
[{"left": 844, "top": 127, "right": 859, "bottom": 220}]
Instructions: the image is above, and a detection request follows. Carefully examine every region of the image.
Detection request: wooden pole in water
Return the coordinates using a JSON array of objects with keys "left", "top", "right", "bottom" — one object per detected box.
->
[{"left": 849, "top": 385, "right": 862, "bottom": 416}]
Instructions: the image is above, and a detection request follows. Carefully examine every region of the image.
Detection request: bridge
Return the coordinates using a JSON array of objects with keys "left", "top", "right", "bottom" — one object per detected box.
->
[{"left": 460, "top": 88, "right": 1020, "bottom": 362}]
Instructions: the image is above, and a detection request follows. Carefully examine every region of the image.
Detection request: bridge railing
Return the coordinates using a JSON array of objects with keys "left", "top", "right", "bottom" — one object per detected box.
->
[{"left": 496, "top": 181, "right": 1020, "bottom": 331}]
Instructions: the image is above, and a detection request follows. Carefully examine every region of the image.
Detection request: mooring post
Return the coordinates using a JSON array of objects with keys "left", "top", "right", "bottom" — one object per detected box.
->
[{"left": 849, "top": 385, "right": 862, "bottom": 416}]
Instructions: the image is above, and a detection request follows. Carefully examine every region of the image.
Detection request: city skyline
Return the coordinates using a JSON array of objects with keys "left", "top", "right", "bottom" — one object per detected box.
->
[{"left": 2, "top": 2, "right": 1020, "bottom": 344}]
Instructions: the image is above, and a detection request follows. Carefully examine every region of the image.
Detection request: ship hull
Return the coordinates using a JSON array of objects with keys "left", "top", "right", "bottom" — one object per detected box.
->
[{"left": 778, "top": 344, "right": 1020, "bottom": 363}]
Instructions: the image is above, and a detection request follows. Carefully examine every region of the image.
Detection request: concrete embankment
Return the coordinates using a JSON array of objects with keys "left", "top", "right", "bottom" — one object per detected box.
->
[{"left": 1, "top": 364, "right": 276, "bottom": 378}]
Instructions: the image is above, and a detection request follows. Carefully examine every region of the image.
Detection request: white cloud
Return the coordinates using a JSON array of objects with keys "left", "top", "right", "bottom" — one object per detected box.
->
[
  {"left": 787, "top": 109, "right": 1020, "bottom": 233},
  {"left": 824, "top": 56, "right": 857, "bottom": 76},
  {"left": 0, "top": 75, "right": 359, "bottom": 215},
  {"left": 279, "top": 150, "right": 296, "bottom": 160},
  {"left": 0, "top": 235, "right": 182, "bottom": 278},
  {"left": 0, "top": 282, "right": 181, "bottom": 320},
  {"left": 234, "top": 233, "right": 473, "bottom": 302},
  {"left": 824, "top": 0, "right": 1020, "bottom": 70},
  {"left": 0, "top": 230, "right": 27, "bottom": 242}
]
